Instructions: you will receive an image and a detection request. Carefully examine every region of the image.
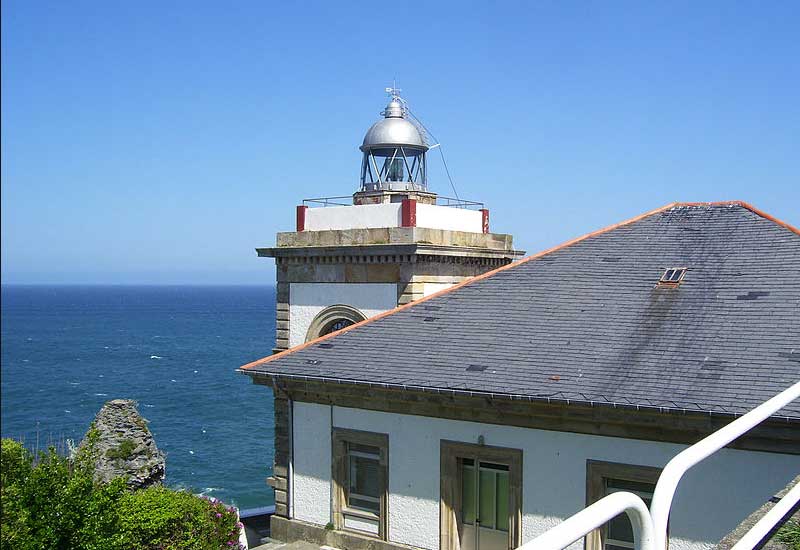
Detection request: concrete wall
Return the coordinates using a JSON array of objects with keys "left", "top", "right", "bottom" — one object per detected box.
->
[
  {"left": 416, "top": 204, "right": 483, "bottom": 234},
  {"left": 290, "top": 402, "right": 800, "bottom": 550},
  {"left": 289, "top": 283, "right": 397, "bottom": 347},
  {"left": 303, "top": 203, "right": 483, "bottom": 233}
]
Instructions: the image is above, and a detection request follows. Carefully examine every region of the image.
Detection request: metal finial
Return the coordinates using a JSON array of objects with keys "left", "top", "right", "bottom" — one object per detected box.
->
[{"left": 385, "top": 79, "right": 402, "bottom": 99}]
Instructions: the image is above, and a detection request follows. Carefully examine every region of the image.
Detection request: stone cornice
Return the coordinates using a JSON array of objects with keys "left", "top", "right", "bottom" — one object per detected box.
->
[{"left": 258, "top": 243, "right": 524, "bottom": 261}]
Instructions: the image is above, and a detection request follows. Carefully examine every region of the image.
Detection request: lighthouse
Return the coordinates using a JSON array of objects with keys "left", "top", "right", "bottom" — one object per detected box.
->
[{"left": 259, "top": 88, "right": 523, "bottom": 353}]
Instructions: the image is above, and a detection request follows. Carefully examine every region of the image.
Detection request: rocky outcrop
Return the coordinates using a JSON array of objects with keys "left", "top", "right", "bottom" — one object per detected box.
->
[{"left": 78, "top": 399, "right": 165, "bottom": 490}]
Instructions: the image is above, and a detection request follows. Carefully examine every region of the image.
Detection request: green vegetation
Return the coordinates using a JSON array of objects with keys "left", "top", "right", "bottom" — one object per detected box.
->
[
  {"left": 0, "top": 438, "right": 243, "bottom": 550},
  {"left": 105, "top": 439, "right": 137, "bottom": 460},
  {"left": 777, "top": 519, "right": 800, "bottom": 550}
]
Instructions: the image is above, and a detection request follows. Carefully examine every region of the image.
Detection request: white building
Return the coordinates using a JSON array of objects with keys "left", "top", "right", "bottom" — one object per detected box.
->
[{"left": 241, "top": 91, "right": 800, "bottom": 550}]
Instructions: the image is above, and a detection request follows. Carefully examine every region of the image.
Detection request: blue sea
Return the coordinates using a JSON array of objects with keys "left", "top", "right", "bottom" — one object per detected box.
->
[{"left": 1, "top": 285, "right": 276, "bottom": 509}]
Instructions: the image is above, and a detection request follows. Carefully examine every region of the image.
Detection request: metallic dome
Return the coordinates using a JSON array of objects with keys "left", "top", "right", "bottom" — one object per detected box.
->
[{"left": 360, "top": 98, "right": 428, "bottom": 152}]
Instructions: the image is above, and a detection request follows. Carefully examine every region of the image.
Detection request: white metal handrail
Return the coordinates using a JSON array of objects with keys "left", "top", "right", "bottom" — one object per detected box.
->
[
  {"left": 524, "top": 380, "right": 800, "bottom": 550},
  {"left": 521, "top": 491, "right": 655, "bottom": 550},
  {"left": 730, "top": 480, "right": 800, "bottom": 550},
  {"left": 649, "top": 380, "right": 800, "bottom": 550}
]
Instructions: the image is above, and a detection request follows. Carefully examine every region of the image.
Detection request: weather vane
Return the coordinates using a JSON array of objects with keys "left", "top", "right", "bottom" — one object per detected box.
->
[{"left": 385, "top": 79, "right": 402, "bottom": 99}]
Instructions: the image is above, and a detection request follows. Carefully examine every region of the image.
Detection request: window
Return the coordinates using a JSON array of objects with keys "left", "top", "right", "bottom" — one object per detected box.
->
[
  {"left": 347, "top": 443, "right": 381, "bottom": 513},
  {"left": 332, "top": 429, "right": 388, "bottom": 539},
  {"left": 585, "top": 461, "right": 661, "bottom": 550},
  {"left": 659, "top": 267, "right": 687, "bottom": 286},
  {"left": 323, "top": 318, "right": 356, "bottom": 336},
  {"left": 305, "top": 305, "right": 367, "bottom": 342}
]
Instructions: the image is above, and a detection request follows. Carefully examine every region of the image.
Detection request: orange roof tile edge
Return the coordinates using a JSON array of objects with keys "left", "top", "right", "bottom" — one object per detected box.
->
[{"left": 238, "top": 200, "right": 797, "bottom": 372}]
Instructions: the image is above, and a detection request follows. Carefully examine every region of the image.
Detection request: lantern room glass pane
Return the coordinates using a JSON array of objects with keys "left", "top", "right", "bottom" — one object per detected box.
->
[{"left": 386, "top": 157, "right": 404, "bottom": 181}]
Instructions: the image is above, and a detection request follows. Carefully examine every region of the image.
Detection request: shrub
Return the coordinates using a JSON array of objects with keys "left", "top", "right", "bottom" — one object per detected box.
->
[
  {"left": 105, "top": 439, "right": 137, "bottom": 460},
  {"left": 1, "top": 437, "right": 127, "bottom": 550},
  {"left": 777, "top": 519, "right": 800, "bottom": 550},
  {"left": 116, "top": 488, "right": 242, "bottom": 550},
  {"left": 0, "top": 438, "right": 243, "bottom": 550}
]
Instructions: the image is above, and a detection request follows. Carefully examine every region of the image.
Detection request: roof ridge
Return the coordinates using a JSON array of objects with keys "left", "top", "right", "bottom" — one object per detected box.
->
[
  {"left": 676, "top": 200, "right": 799, "bottom": 237},
  {"left": 240, "top": 201, "right": 685, "bottom": 371}
]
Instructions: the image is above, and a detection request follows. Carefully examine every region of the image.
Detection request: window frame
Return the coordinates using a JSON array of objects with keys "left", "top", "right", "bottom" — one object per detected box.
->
[
  {"left": 305, "top": 304, "right": 367, "bottom": 342},
  {"left": 331, "top": 428, "right": 389, "bottom": 540},
  {"left": 658, "top": 267, "right": 687, "bottom": 287},
  {"left": 585, "top": 460, "right": 662, "bottom": 550}
]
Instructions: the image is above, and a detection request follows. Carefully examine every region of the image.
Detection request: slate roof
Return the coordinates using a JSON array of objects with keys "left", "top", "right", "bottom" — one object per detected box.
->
[{"left": 242, "top": 202, "right": 800, "bottom": 419}]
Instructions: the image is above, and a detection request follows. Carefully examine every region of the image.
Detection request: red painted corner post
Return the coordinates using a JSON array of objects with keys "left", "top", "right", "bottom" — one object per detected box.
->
[
  {"left": 401, "top": 199, "right": 417, "bottom": 228},
  {"left": 296, "top": 205, "right": 308, "bottom": 232},
  {"left": 481, "top": 208, "right": 490, "bottom": 233}
]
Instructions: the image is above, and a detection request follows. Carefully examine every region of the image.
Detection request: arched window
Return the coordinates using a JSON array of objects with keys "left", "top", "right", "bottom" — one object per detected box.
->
[{"left": 305, "top": 305, "right": 367, "bottom": 343}]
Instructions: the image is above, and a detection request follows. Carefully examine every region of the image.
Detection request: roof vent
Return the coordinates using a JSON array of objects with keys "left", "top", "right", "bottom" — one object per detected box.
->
[{"left": 658, "top": 267, "right": 687, "bottom": 287}]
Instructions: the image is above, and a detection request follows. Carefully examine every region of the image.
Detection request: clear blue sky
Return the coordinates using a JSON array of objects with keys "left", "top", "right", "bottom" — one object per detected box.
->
[{"left": 2, "top": 1, "right": 798, "bottom": 284}]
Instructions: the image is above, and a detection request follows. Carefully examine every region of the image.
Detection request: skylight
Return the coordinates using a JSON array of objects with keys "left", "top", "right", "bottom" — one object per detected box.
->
[{"left": 659, "top": 267, "right": 687, "bottom": 285}]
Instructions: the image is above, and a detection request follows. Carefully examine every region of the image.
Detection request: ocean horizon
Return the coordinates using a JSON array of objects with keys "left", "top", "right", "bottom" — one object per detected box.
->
[{"left": 1, "top": 284, "right": 277, "bottom": 509}]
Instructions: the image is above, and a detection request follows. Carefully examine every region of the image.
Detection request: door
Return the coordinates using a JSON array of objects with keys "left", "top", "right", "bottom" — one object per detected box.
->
[
  {"left": 440, "top": 440, "right": 521, "bottom": 550},
  {"left": 459, "top": 458, "right": 510, "bottom": 550}
]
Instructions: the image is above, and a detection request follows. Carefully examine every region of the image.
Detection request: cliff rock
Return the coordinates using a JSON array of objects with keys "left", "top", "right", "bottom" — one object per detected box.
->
[{"left": 78, "top": 399, "right": 165, "bottom": 490}]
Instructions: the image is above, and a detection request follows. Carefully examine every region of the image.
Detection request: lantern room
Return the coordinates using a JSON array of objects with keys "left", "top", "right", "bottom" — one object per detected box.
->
[{"left": 359, "top": 89, "right": 428, "bottom": 192}]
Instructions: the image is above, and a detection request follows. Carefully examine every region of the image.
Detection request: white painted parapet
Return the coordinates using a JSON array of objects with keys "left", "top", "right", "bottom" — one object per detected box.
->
[
  {"left": 302, "top": 202, "right": 485, "bottom": 233},
  {"left": 415, "top": 203, "right": 483, "bottom": 233},
  {"left": 304, "top": 203, "right": 402, "bottom": 231}
]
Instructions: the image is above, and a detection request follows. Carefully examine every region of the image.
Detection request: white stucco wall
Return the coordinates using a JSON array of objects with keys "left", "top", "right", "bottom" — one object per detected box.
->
[
  {"left": 290, "top": 402, "right": 800, "bottom": 550},
  {"left": 305, "top": 203, "right": 402, "bottom": 231},
  {"left": 416, "top": 204, "right": 483, "bottom": 233},
  {"left": 289, "top": 283, "right": 397, "bottom": 347},
  {"left": 291, "top": 402, "right": 331, "bottom": 524}
]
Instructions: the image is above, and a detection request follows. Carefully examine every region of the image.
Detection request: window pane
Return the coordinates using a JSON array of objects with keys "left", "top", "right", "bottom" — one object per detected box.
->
[
  {"left": 481, "top": 462, "right": 508, "bottom": 471},
  {"left": 607, "top": 513, "right": 633, "bottom": 543},
  {"left": 607, "top": 479, "right": 654, "bottom": 494},
  {"left": 349, "top": 497, "right": 379, "bottom": 513},
  {"left": 605, "top": 478, "right": 654, "bottom": 549},
  {"left": 344, "top": 514, "right": 379, "bottom": 535},
  {"left": 350, "top": 455, "right": 379, "bottom": 498},
  {"left": 348, "top": 452, "right": 380, "bottom": 513},
  {"left": 349, "top": 443, "right": 380, "bottom": 456},
  {"left": 461, "top": 463, "right": 475, "bottom": 525},
  {"left": 496, "top": 471, "right": 509, "bottom": 532},
  {"left": 479, "top": 469, "right": 496, "bottom": 530}
]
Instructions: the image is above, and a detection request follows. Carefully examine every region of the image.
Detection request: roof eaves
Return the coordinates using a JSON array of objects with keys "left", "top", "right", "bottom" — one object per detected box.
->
[{"left": 244, "top": 370, "right": 800, "bottom": 422}]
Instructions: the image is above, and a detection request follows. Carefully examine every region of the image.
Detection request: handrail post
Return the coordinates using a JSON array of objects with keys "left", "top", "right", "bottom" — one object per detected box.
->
[{"left": 649, "top": 381, "right": 800, "bottom": 550}]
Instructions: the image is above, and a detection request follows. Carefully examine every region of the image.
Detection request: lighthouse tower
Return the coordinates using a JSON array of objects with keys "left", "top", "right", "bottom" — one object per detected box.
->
[{"left": 259, "top": 88, "right": 523, "bottom": 353}]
